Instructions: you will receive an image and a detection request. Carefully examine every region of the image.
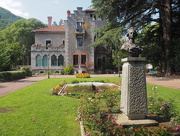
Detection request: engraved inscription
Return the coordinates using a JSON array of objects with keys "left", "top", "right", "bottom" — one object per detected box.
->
[{"left": 129, "top": 66, "right": 147, "bottom": 115}]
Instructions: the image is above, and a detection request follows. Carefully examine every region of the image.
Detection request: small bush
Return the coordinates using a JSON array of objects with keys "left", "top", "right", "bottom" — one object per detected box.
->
[
  {"left": 63, "top": 65, "right": 74, "bottom": 75},
  {"left": 60, "top": 69, "right": 65, "bottom": 75},
  {"left": 21, "top": 67, "right": 32, "bottom": 76}
]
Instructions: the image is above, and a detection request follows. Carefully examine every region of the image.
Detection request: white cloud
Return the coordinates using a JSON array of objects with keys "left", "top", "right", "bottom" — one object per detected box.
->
[{"left": 0, "top": 0, "right": 29, "bottom": 18}]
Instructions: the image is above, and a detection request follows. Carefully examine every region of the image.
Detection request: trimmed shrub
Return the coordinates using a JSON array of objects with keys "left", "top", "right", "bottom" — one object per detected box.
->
[
  {"left": 21, "top": 67, "right": 32, "bottom": 76},
  {"left": 63, "top": 65, "right": 74, "bottom": 75},
  {"left": 0, "top": 71, "right": 26, "bottom": 82}
]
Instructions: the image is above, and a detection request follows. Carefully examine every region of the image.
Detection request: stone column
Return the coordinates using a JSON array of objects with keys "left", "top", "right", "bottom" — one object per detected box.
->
[{"left": 120, "top": 57, "right": 148, "bottom": 120}]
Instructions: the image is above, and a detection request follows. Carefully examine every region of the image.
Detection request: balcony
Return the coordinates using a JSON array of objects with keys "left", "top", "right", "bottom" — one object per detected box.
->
[
  {"left": 75, "top": 28, "right": 85, "bottom": 36},
  {"left": 31, "top": 45, "right": 65, "bottom": 52}
]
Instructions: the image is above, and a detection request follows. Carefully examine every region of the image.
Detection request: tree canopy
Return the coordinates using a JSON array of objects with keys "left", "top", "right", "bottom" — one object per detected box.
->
[
  {"left": 0, "top": 18, "right": 46, "bottom": 71},
  {"left": 92, "top": 0, "right": 180, "bottom": 75}
]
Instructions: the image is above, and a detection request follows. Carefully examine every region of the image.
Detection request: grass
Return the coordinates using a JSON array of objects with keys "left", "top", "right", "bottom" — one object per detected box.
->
[
  {"left": 0, "top": 77, "right": 120, "bottom": 136},
  {"left": 147, "top": 84, "right": 180, "bottom": 111},
  {"left": 0, "top": 77, "right": 179, "bottom": 136}
]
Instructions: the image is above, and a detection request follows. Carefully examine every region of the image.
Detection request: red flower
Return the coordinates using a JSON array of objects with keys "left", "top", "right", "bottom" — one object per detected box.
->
[
  {"left": 85, "top": 133, "right": 91, "bottom": 136},
  {"left": 176, "top": 125, "right": 180, "bottom": 131},
  {"left": 133, "top": 128, "right": 139, "bottom": 131}
]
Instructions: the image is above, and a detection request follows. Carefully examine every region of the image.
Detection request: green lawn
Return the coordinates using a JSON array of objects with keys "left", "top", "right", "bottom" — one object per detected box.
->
[
  {"left": 0, "top": 77, "right": 179, "bottom": 136},
  {"left": 147, "top": 84, "right": 180, "bottom": 111},
  {"left": 0, "top": 77, "right": 120, "bottom": 136}
]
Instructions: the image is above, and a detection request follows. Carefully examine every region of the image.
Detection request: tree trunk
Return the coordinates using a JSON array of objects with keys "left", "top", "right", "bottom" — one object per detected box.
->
[{"left": 159, "top": 0, "right": 173, "bottom": 76}]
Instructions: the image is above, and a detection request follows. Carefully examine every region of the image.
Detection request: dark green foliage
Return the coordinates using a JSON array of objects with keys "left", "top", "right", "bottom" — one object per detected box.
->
[
  {"left": 138, "top": 23, "right": 163, "bottom": 70},
  {"left": 0, "top": 42, "right": 20, "bottom": 71},
  {"left": 63, "top": 65, "right": 74, "bottom": 75},
  {"left": 92, "top": 0, "right": 180, "bottom": 75},
  {"left": 0, "top": 71, "right": 25, "bottom": 82},
  {"left": 21, "top": 67, "right": 32, "bottom": 76},
  {"left": 0, "top": 7, "right": 22, "bottom": 30}
]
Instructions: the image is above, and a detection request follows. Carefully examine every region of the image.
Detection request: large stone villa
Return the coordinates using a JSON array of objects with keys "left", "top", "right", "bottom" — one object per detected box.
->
[{"left": 31, "top": 7, "right": 106, "bottom": 74}]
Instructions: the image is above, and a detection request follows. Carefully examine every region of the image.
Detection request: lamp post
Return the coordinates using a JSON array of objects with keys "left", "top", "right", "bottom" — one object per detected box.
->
[
  {"left": 48, "top": 54, "right": 50, "bottom": 79},
  {"left": 117, "top": 56, "right": 120, "bottom": 77}
]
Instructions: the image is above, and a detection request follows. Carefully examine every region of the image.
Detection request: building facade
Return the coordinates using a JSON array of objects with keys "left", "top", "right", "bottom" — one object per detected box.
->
[{"left": 31, "top": 7, "right": 106, "bottom": 74}]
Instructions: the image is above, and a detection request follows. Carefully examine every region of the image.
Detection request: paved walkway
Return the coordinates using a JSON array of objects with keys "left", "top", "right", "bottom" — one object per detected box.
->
[{"left": 0, "top": 74, "right": 179, "bottom": 97}]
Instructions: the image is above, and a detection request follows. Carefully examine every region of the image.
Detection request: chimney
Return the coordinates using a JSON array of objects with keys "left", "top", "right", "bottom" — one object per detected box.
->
[
  {"left": 67, "top": 10, "right": 71, "bottom": 17},
  {"left": 47, "top": 16, "right": 52, "bottom": 27}
]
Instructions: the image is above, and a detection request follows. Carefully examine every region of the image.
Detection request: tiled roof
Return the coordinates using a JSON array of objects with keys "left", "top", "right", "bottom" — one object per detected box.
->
[
  {"left": 32, "top": 25, "right": 65, "bottom": 32},
  {"left": 85, "top": 9, "right": 96, "bottom": 11}
]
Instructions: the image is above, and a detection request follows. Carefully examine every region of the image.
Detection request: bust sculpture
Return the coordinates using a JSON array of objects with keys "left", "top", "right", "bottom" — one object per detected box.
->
[{"left": 121, "top": 28, "right": 142, "bottom": 57}]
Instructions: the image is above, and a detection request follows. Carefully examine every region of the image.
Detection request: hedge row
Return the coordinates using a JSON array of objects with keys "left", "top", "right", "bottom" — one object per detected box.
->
[{"left": 0, "top": 71, "right": 26, "bottom": 82}]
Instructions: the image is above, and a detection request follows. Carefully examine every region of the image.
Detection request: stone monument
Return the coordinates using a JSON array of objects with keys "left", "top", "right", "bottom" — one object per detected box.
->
[
  {"left": 120, "top": 28, "right": 147, "bottom": 119},
  {"left": 117, "top": 28, "right": 158, "bottom": 126}
]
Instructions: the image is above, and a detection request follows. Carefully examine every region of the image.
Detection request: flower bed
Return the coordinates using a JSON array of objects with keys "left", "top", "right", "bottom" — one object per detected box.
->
[
  {"left": 77, "top": 86, "right": 180, "bottom": 136},
  {"left": 76, "top": 73, "right": 90, "bottom": 78}
]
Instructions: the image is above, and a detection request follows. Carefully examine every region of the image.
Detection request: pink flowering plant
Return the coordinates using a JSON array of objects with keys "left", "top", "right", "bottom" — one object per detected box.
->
[
  {"left": 148, "top": 86, "right": 177, "bottom": 119},
  {"left": 78, "top": 85, "right": 179, "bottom": 135},
  {"left": 79, "top": 86, "right": 122, "bottom": 135}
]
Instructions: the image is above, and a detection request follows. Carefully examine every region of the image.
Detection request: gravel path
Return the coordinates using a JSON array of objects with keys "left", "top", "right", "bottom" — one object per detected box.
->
[{"left": 0, "top": 74, "right": 179, "bottom": 97}]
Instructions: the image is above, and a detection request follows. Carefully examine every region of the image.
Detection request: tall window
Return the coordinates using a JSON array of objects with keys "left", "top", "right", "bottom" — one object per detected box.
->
[
  {"left": 73, "top": 55, "right": 78, "bottom": 65},
  {"left": 77, "top": 38, "right": 83, "bottom": 46},
  {"left": 58, "top": 55, "right": 64, "bottom": 66},
  {"left": 36, "top": 55, "right": 42, "bottom": 66},
  {"left": 51, "top": 55, "right": 57, "bottom": 66},
  {"left": 42, "top": 55, "right": 48, "bottom": 67},
  {"left": 77, "top": 22, "right": 83, "bottom": 29},
  {"left": 81, "top": 55, "right": 86, "bottom": 65}
]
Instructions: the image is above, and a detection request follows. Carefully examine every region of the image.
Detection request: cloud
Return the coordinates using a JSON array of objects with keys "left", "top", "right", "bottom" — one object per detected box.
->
[{"left": 0, "top": 0, "right": 29, "bottom": 18}]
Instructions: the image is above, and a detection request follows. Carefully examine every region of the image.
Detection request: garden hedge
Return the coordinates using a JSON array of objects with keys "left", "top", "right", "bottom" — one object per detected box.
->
[{"left": 0, "top": 71, "right": 26, "bottom": 82}]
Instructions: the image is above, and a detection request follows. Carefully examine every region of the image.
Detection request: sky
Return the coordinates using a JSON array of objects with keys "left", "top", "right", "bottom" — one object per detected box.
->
[{"left": 0, "top": 0, "right": 92, "bottom": 24}]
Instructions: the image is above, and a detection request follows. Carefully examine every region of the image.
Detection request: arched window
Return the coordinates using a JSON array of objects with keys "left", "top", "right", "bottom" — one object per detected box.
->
[
  {"left": 36, "top": 55, "right": 42, "bottom": 66},
  {"left": 51, "top": 55, "right": 57, "bottom": 66},
  {"left": 58, "top": 55, "right": 64, "bottom": 66},
  {"left": 42, "top": 55, "right": 48, "bottom": 67}
]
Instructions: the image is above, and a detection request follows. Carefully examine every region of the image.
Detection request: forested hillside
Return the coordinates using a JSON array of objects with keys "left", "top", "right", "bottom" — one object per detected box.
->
[{"left": 0, "top": 7, "right": 22, "bottom": 30}]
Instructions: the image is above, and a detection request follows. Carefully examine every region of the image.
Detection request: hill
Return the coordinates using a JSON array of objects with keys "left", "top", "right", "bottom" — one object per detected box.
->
[{"left": 0, "top": 7, "right": 22, "bottom": 30}]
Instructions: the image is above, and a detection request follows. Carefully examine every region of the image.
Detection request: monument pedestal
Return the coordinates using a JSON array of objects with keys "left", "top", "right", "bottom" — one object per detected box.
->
[
  {"left": 116, "top": 114, "right": 159, "bottom": 127},
  {"left": 120, "top": 57, "right": 148, "bottom": 120}
]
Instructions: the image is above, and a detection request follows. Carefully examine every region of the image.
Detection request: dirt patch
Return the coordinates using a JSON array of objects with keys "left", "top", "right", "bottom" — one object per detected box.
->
[{"left": 0, "top": 107, "right": 19, "bottom": 113}]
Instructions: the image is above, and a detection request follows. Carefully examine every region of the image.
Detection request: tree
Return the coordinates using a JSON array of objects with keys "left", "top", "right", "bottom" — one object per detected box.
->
[
  {"left": 52, "top": 21, "right": 57, "bottom": 26},
  {"left": 0, "top": 18, "right": 46, "bottom": 71},
  {"left": 92, "top": 0, "right": 179, "bottom": 76},
  {"left": 0, "top": 42, "right": 20, "bottom": 71},
  {"left": 138, "top": 23, "right": 164, "bottom": 72},
  {"left": 59, "top": 19, "right": 64, "bottom": 25}
]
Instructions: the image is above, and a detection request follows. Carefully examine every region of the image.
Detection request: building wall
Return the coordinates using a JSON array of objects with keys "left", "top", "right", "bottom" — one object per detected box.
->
[
  {"left": 31, "top": 7, "right": 106, "bottom": 74},
  {"left": 35, "top": 33, "right": 65, "bottom": 46},
  {"left": 31, "top": 32, "right": 65, "bottom": 74},
  {"left": 65, "top": 7, "right": 106, "bottom": 73}
]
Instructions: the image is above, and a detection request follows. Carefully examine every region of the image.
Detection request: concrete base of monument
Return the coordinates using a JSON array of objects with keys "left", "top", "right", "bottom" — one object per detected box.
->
[{"left": 116, "top": 114, "right": 159, "bottom": 127}]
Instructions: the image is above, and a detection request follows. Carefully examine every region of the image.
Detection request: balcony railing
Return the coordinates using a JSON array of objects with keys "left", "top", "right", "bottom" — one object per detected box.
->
[
  {"left": 31, "top": 46, "right": 65, "bottom": 51},
  {"left": 75, "top": 28, "right": 85, "bottom": 35}
]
